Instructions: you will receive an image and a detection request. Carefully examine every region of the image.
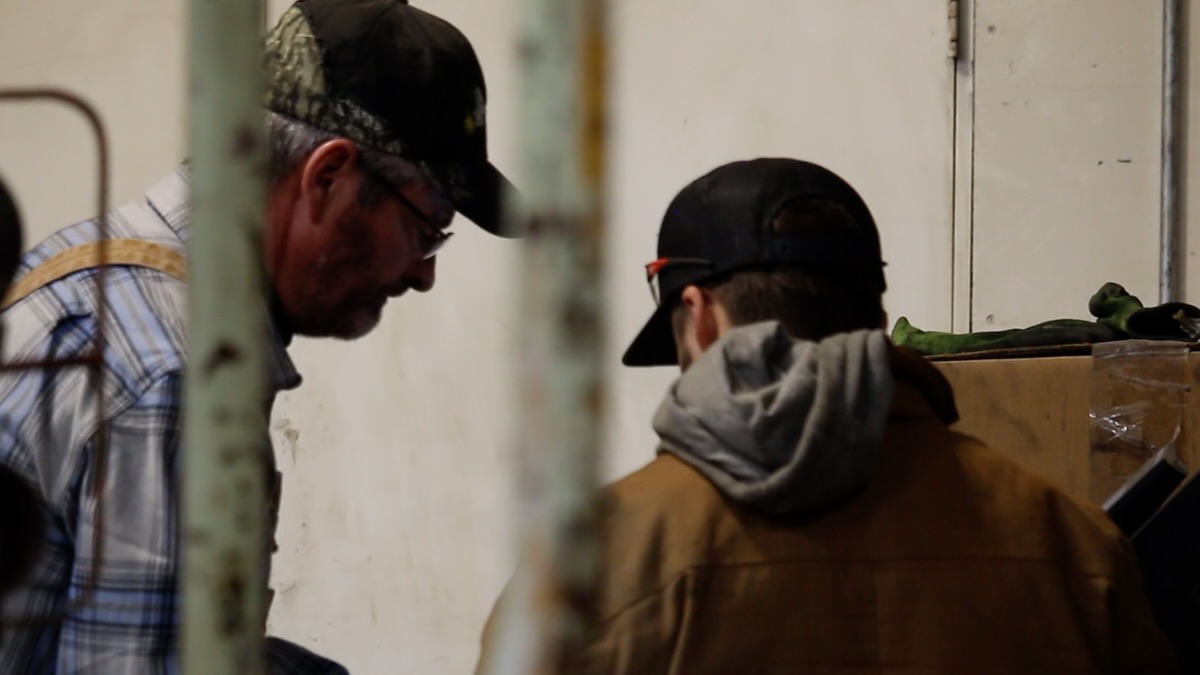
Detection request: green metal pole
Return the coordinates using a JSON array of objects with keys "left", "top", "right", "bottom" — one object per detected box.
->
[
  {"left": 181, "top": 0, "right": 268, "bottom": 672},
  {"left": 486, "top": 0, "right": 610, "bottom": 673}
]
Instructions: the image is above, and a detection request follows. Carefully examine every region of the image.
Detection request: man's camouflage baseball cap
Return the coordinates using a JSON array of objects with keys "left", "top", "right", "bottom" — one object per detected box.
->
[{"left": 265, "top": 0, "right": 516, "bottom": 236}]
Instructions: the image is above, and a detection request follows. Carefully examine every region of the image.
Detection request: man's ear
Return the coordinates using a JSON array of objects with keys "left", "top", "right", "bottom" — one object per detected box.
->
[
  {"left": 680, "top": 285, "right": 721, "bottom": 352},
  {"left": 299, "top": 138, "right": 360, "bottom": 226}
]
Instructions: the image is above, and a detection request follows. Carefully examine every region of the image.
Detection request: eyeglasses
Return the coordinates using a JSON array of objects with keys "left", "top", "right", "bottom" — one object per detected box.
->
[
  {"left": 360, "top": 161, "right": 453, "bottom": 260},
  {"left": 644, "top": 257, "right": 713, "bottom": 306}
]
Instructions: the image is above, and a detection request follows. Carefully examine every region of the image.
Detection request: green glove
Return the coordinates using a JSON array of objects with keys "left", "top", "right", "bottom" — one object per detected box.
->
[{"left": 892, "top": 282, "right": 1200, "bottom": 356}]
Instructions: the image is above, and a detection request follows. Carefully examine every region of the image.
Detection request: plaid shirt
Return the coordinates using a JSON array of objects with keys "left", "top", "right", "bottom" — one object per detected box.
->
[{"left": 0, "top": 168, "right": 347, "bottom": 674}]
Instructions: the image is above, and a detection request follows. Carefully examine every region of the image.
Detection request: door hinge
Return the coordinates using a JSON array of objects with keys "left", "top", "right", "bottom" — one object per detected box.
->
[{"left": 948, "top": 0, "right": 960, "bottom": 59}]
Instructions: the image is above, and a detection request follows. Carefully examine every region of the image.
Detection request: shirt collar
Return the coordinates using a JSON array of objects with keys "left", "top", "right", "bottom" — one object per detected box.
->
[
  {"left": 144, "top": 165, "right": 192, "bottom": 242},
  {"left": 267, "top": 316, "right": 302, "bottom": 392}
]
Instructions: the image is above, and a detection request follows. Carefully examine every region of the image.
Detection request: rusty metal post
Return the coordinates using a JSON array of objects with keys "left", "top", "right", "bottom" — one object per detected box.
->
[
  {"left": 484, "top": 0, "right": 610, "bottom": 673},
  {"left": 180, "top": 0, "right": 268, "bottom": 672}
]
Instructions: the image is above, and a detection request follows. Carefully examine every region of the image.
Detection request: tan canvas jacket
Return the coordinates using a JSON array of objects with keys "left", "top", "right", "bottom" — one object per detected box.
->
[{"left": 478, "top": 354, "right": 1175, "bottom": 675}]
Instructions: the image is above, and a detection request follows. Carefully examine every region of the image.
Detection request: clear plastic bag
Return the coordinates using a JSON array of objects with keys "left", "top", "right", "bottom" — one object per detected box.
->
[{"left": 1089, "top": 340, "right": 1190, "bottom": 503}]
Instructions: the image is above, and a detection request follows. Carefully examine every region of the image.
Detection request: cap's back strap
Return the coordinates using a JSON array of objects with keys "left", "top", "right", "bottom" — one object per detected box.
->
[{"left": 1, "top": 239, "right": 188, "bottom": 311}]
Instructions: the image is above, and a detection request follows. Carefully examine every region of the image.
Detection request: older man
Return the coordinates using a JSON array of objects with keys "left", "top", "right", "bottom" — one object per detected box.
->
[{"left": 0, "top": 1, "right": 513, "bottom": 672}]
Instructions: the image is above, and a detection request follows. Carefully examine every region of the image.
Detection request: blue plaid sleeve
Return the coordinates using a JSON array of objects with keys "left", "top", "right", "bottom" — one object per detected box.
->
[
  {"left": 55, "top": 371, "right": 183, "bottom": 674},
  {"left": 0, "top": 343, "right": 344, "bottom": 674},
  {"left": 43, "top": 374, "right": 348, "bottom": 675}
]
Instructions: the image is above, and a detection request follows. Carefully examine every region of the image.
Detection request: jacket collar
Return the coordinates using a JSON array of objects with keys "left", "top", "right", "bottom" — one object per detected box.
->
[{"left": 889, "top": 345, "right": 958, "bottom": 425}]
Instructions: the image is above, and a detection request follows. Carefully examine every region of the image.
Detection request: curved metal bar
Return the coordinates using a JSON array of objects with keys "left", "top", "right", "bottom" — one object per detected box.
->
[{"left": 0, "top": 87, "right": 112, "bottom": 626}]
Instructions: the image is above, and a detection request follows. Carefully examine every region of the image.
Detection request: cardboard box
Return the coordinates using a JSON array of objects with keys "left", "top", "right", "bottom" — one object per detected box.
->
[{"left": 933, "top": 344, "right": 1199, "bottom": 503}]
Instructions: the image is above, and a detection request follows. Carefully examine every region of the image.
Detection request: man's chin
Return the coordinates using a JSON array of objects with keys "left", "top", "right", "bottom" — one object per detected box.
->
[
  {"left": 294, "top": 304, "right": 383, "bottom": 341},
  {"left": 335, "top": 308, "right": 383, "bottom": 341}
]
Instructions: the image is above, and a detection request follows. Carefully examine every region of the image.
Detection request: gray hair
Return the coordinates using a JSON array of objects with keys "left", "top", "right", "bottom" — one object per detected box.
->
[{"left": 265, "top": 112, "right": 453, "bottom": 221}]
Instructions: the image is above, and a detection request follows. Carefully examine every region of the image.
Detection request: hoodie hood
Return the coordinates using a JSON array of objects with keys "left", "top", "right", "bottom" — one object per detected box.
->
[{"left": 653, "top": 321, "right": 894, "bottom": 517}]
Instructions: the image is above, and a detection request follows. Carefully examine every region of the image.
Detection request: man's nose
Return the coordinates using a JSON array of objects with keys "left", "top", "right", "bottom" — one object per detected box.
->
[{"left": 404, "top": 255, "right": 437, "bottom": 293}]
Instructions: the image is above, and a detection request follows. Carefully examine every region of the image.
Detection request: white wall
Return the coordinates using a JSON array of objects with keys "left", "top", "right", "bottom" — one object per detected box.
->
[
  {"left": 964, "top": 0, "right": 1165, "bottom": 330},
  {"left": 0, "top": 1, "right": 1187, "bottom": 673},
  {"left": 1185, "top": 1, "right": 1200, "bottom": 302},
  {"left": 0, "top": 1, "right": 187, "bottom": 237}
]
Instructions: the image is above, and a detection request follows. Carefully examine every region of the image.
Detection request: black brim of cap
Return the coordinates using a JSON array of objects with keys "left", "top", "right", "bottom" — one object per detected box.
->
[
  {"left": 622, "top": 301, "right": 678, "bottom": 367},
  {"left": 426, "top": 159, "right": 520, "bottom": 238}
]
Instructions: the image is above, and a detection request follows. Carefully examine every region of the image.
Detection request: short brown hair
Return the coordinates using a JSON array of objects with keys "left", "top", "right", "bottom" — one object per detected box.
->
[{"left": 671, "top": 197, "right": 886, "bottom": 343}]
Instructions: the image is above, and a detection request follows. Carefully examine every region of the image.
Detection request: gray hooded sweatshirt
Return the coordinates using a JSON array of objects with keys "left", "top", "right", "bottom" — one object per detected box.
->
[{"left": 653, "top": 321, "right": 894, "bottom": 517}]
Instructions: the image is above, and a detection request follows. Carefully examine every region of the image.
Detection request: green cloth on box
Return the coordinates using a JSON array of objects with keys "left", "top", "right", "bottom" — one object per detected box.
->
[{"left": 893, "top": 283, "right": 1200, "bottom": 356}]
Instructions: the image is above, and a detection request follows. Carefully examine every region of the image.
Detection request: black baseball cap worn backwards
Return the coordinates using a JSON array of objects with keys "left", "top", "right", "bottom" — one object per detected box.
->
[
  {"left": 623, "top": 157, "right": 886, "bottom": 367},
  {"left": 265, "top": 0, "right": 515, "bottom": 236}
]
